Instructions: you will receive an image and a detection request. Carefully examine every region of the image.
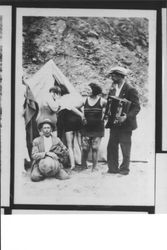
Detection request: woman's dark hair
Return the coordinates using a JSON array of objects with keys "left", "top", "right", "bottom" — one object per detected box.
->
[
  {"left": 49, "top": 86, "right": 61, "bottom": 95},
  {"left": 54, "top": 78, "right": 69, "bottom": 96},
  {"left": 89, "top": 83, "right": 102, "bottom": 96}
]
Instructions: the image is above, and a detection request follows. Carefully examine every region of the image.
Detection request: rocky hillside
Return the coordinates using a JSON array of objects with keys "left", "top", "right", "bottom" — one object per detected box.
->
[{"left": 23, "top": 16, "right": 149, "bottom": 106}]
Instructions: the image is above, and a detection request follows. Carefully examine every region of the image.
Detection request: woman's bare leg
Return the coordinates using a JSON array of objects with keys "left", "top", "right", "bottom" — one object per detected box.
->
[
  {"left": 92, "top": 137, "right": 101, "bottom": 171},
  {"left": 65, "top": 131, "right": 75, "bottom": 169},
  {"left": 76, "top": 131, "right": 82, "bottom": 151},
  {"left": 81, "top": 136, "right": 90, "bottom": 169}
]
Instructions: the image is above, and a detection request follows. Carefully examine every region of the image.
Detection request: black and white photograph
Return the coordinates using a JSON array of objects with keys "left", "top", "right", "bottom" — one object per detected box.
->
[
  {"left": 1, "top": 2, "right": 167, "bottom": 250},
  {"left": 13, "top": 8, "right": 157, "bottom": 207},
  {"left": 0, "top": 6, "right": 12, "bottom": 208}
]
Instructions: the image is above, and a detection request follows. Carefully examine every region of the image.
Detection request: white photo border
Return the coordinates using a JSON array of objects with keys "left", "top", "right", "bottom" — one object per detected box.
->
[{"left": 1, "top": 6, "right": 12, "bottom": 207}]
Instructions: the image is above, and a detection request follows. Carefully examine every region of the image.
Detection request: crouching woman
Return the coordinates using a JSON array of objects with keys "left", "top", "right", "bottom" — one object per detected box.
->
[{"left": 30, "top": 118, "right": 70, "bottom": 182}]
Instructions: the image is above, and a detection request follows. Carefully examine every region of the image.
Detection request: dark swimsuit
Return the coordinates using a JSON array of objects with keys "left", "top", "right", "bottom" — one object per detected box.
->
[{"left": 82, "top": 97, "right": 104, "bottom": 137}]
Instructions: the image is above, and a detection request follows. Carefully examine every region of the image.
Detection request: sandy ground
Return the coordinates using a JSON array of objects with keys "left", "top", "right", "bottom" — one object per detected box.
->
[
  {"left": 14, "top": 107, "right": 155, "bottom": 206},
  {"left": 19, "top": 161, "right": 154, "bottom": 206}
]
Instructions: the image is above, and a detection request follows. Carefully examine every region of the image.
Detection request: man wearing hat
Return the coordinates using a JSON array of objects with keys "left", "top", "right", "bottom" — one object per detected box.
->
[
  {"left": 30, "top": 118, "right": 70, "bottom": 181},
  {"left": 105, "top": 66, "right": 140, "bottom": 175}
]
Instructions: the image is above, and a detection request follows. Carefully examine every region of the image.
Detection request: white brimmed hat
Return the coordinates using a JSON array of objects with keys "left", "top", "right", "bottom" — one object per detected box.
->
[
  {"left": 38, "top": 118, "right": 55, "bottom": 131},
  {"left": 108, "top": 66, "right": 128, "bottom": 76}
]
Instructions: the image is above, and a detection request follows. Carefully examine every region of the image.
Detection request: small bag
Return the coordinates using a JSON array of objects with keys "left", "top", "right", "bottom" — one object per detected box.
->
[{"left": 50, "top": 142, "right": 70, "bottom": 167}]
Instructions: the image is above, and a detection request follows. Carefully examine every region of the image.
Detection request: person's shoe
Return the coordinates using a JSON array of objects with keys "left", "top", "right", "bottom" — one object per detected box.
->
[
  {"left": 119, "top": 169, "right": 129, "bottom": 175},
  {"left": 71, "top": 165, "right": 76, "bottom": 170},
  {"left": 91, "top": 167, "right": 99, "bottom": 172},
  {"left": 81, "top": 165, "right": 88, "bottom": 170},
  {"left": 107, "top": 169, "right": 119, "bottom": 174}
]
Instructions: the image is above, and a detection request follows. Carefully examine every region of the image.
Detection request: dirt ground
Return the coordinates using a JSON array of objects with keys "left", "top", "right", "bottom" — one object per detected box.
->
[
  {"left": 15, "top": 107, "right": 155, "bottom": 207},
  {"left": 17, "top": 160, "right": 154, "bottom": 206}
]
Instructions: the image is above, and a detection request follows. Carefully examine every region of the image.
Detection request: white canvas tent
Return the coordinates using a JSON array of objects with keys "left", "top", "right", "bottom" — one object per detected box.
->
[{"left": 25, "top": 59, "right": 82, "bottom": 109}]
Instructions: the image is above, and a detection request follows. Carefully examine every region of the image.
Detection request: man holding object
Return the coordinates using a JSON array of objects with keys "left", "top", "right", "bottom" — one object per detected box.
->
[
  {"left": 31, "top": 119, "right": 70, "bottom": 181},
  {"left": 105, "top": 66, "right": 140, "bottom": 175}
]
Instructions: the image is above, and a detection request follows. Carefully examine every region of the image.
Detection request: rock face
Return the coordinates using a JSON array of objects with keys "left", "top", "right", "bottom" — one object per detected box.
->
[{"left": 23, "top": 16, "right": 149, "bottom": 106}]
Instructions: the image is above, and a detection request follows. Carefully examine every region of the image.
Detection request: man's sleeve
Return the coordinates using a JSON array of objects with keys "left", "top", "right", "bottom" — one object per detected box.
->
[
  {"left": 127, "top": 87, "right": 141, "bottom": 119},
  {"left": 57, "top": 138, "right": 68, "bottom": 152},
  {"left": 31, "top": 139, "right": 45, "bottom": 160}
]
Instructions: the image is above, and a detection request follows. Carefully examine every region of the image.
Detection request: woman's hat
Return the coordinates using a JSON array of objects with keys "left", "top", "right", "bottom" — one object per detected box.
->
[{"left": 38, "top": 118, "right": 55, "bottom": 131}]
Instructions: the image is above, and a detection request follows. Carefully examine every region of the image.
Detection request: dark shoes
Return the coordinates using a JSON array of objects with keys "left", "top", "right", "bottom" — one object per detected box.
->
[
  {"left": 81, "top": 165, "right": 88, "bottom": 170},
  {"left": 119, "top": 169, "right": 129, "bottom": 175},
  {"left": 107, "top": 169, "right": 120, "bottom": 174},
  {"left": 107, "top": 169, "right": 129, "bottom": 175}
]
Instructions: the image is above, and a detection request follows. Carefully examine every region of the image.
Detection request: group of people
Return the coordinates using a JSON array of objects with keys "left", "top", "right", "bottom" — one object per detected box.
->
[{"left": 28, "top": 66, "right": 140, "bottom": 182}]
